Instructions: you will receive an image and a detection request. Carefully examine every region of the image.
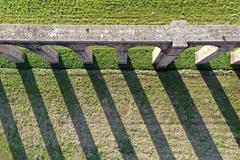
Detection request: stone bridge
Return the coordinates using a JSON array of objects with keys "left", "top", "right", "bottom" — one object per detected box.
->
[{"left": 0, "top": 20, "right": 240, "bottom": 68}]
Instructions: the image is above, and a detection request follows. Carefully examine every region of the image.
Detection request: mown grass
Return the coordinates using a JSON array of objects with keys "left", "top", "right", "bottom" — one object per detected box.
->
[
  {"left": 1, "top": 1, "right": 240, "bottom": 159},
  {"left": 0, "top": 68, "right": 240, "bottom": 159},
  {"left": 1, "top": 0, "right": 240, "bottom": 25},
  {"left": 0, "top": 0, "right": 240, "bottom": 70}
]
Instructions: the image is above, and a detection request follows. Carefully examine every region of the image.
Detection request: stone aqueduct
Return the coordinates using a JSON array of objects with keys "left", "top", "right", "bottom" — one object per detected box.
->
[{"left": 0, "top": 20, "right": 240, "bottom": 68}]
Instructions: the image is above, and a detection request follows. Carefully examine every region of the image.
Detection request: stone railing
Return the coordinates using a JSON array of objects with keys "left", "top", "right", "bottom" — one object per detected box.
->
[{"left": 0, "top": 20, "right": 240, "bottom": 68}]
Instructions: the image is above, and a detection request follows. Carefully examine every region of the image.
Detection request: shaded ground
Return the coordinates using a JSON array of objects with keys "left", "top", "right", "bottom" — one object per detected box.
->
[{"left": 0, "top": 67, "right": 240, "bottom": 159}]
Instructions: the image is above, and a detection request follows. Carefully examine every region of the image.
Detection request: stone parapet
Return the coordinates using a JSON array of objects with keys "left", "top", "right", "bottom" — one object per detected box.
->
[{"left": 0, "top": 21, "right": 240, "bottom": 68}]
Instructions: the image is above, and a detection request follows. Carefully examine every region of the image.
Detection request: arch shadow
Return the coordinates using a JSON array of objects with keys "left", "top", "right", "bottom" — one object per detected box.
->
[
  {"left": 199, "top": 64, "right": 240, "bottom": 146},
  {"left": 119, "top": 57, "right": 176, "bottom": 160},
  {"left": 69, "top": 44, "right": 119, "bottom": 70},
  {"left": 84, "top": 56, "right": 139, "bottom": 160},
  {"left": 0, "top": 80, "right": 28, "bottom": 160},
  {"left": 116, "top": 45, "right": 156, "bottom": 70},
  {"left": 50, "top": 57, "right": 101, "bottom": 160},
  {"left": 16, "top": 58, "right": 64, "bottom": 160},
  {"left": 156, "top": 63, "right": 223, "bottom": 160}
]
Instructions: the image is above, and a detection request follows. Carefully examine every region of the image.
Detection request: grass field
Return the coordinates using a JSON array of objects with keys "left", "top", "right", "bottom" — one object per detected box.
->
[
  {"left": 0, "top": 68, "right": 240, "bottom": 159},
  {"left": 1, "top": 0, "right": 240, "bottom": 159},
  {"left": 0, "top": 0, "right": 240, "bottom": 70},
  {"left": 1, "top": 0, "right": 240, "bottom": 25}
]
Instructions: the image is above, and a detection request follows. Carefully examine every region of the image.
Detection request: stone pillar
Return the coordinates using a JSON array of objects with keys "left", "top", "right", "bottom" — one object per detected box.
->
[
  {"left": 0, "top": 45, "right": 25, "bottom": 63},
  {"left": 152, "top": 21, "right": 188, "bottom": 69},
  {"left": 231, "top": 48, "right": 240, "bottom": 64},
  {"left": 114, "top": 45, "right": 129, "bottom": 65},
  {"left": 68, "top": 44, "right": 93, "bottom": 64},
  {"left": 195, "top": 45, "right": 233, "bottom": 64},
  {"left": 152, "top": 47, "right": 162, "bottom": 64},
  {"left": 152, "top": 46, "right": 186, "bottom": 68},
  {"left": 25, "top": 44, "right": 59, "bottom": 64}
]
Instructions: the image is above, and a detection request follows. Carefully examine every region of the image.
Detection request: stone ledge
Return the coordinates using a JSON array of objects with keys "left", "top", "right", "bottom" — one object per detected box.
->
[{"left": 0, "top": 21, "right": 240, "bottom": 68}]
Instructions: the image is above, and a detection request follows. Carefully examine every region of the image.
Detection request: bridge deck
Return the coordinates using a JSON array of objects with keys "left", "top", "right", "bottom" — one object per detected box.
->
[{"left": 0, "top": 21, "right": 240, "bottom": 68}]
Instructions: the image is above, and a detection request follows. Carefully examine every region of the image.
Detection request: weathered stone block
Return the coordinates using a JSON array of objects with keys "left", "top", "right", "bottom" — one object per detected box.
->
[
  {"left": 68, "top": 45, "right": 93, "bottom": 64},
  {"left": 25, "top": 45, "right": 59, "bottom": 64},
  {"left": 153, "top": 47, "right": 186, "bottom": 68},
  {"left": 231, "top": 48, "right": 240, "bottom": 64},
  {"left": 0, "top": 45, "right": 25, "bottom": 63},
  {"left": 195, "top": 45, "right": 233, "bottom": 64}
]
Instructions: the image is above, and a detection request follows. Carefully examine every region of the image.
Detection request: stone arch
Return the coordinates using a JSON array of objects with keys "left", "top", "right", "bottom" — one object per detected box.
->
[
  {"left": 126, "top": 45, "right": 160, "bottom": 65},
  {"left": 21, "top": 44, "right": 59, "bottom": 64},
  {"left": 66, "top": 44, "right": 93, "bottom": 64},
  {"left": 189, "top": 43, "right": 235, "bottom": 65},
  {"left": 0, "top": 44, "right": 25, "bottom": 63},
  {"left": 105, "top": 43, "right": 133, "bottom": 64},
  {"left": 141, "top": 43, "right": 188, "bottom": 69},
  {"left": 121, "top": 43, "right": 188, "bottom": 69},
  {"left": 90, "top": 44, "right": 119, "bottom": 64},
  {"left": 66, "top": 43, "right": 121, "bottom": 64}
]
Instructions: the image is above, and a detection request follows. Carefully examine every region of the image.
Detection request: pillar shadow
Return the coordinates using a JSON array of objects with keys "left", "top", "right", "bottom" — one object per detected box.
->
[
  {"left": 51, "top": 57, "right": 101, "bottom": 160},
  {"left": 84, "top": 56, "right": 138, "bottom": 160},
  {"left": 156, "top": 63, "right": 223, "bottom": 160},
  {"left": 199, "top": 64, "right": 240, "bottom": 146},
  {"left": 119, "top": 57, "right": 176, "bottom": 160},
  {"left": 16, "top": 58, "right": 64, "bottom": 160},
  {"left": 0, "top": 80, "right": 28, "bottom": 160}
]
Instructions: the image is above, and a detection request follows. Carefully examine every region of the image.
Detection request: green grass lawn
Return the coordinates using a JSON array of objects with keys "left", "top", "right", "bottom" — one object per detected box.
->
[
  {"left": 0, "top": 68, "right": 240, "bottom": 159},
  {"left": 1, "top": 1, "right": 240, "bottom": 159},
  {"left": 1, "top": 0, "right": 240, "bottom": 25},
  {"left": 0, "top": 0, "right": 240, "bottom": 70}
]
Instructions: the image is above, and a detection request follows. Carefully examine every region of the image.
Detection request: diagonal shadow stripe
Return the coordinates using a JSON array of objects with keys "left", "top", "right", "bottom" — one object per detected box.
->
[
  {"left": 199, "top": 64, "right": 240, "bottom": 147},
  {"left": 119, "top": 57, "right": 176, "bottom": 160},
  {"left": 85, "top": 56, "right": 138, "bottom": 160},
  {"left": 51, "top": 57, "right": 101, "bottom": 160},
  {"left": 16, "top": 58, "right": 64, "bottom": 160},
  {"left": 156, "top": 63, "right": 223, "bottom": 160},
  {"left": 0, "top": 80, "right": 28, "bottom": 160}
]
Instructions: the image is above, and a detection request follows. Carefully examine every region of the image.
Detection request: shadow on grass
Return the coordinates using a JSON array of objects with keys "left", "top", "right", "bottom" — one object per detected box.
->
[
  {"left": 156, "top": 63, "right": 223, "bottom": 160},
  {"left": 84, "top": 56, "right": 138, "bottom": 160},
  {"left": 16, "top": 58, "right": 64, "bottom": 160},
  {"left": 0, "top": 80, "right": 28, "bottom": 160},
  {"left": 199, "top": 64, "right": 240, "bottom": 146},
  {"left": 51, "top": 57, "right": 101, "bottom": 160},
  {"left": 119, "top": 57, "right": 176, "bottom": 160}
]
